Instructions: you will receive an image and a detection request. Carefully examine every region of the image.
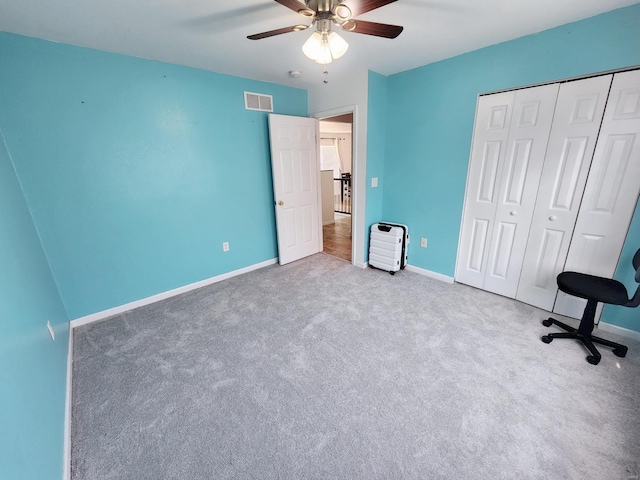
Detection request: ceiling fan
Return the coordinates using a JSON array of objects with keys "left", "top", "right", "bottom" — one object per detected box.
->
[{"left": 247, "top": 0, "right": 403, "bottom": 64}]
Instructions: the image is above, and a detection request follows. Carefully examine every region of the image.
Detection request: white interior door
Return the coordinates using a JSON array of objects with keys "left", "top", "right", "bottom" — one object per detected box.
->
[
  {"left": 516, "top": 75, "right": 613, "bottom": 310},
  {"left": 554, "top": 69, "right": 640, "bottom": 320},
  {"left": 268, "top": 114, "right": 322, "bottom": 265},
  {"left": 456, "top": 91, "right": 515, "bottom": 288},
  {"left": 483, "top": 83, "right": 560, "bottom": 298}
]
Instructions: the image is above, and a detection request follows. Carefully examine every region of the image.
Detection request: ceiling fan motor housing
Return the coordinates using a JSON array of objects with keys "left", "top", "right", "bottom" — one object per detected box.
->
[{"left": 247, "top": 0, "right": 403, "bottom": 41}]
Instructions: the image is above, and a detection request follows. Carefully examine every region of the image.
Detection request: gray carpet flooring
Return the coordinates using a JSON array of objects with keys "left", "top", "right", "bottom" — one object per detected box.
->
[{"left": 71, "top": 253, "right": 640, "bottom": 479}]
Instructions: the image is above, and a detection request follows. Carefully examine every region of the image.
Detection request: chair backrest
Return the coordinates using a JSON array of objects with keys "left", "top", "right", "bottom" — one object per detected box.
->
[{"left": 628, "top": 248, "right": 640, "bottom": 307}]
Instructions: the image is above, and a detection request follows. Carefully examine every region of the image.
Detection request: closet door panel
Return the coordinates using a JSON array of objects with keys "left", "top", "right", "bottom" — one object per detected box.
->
[
  {"left": 554, "top": 69, "right": 640, "bottom": 320},
  {"left": 484, "top": 83, "right": 560, "bottom": 297},
  {"left": 516, "top": 75, "right": 613, "bottom": 310},
  {"left": 456, "top": 92, "right": 514, "bottom": 288}
]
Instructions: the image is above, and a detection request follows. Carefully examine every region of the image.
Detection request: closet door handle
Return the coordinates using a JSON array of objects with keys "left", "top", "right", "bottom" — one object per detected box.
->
[
  {"left": 549, "top": 215, "right": 557, "bottom": 221},
  {"left": 509, "top": 211, "right": 517, "bottom": 216}
]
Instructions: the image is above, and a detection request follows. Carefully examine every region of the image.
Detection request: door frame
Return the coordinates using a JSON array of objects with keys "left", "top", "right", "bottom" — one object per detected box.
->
[{"left": 311, "top": 105, "right": 361, "bottom": 267}]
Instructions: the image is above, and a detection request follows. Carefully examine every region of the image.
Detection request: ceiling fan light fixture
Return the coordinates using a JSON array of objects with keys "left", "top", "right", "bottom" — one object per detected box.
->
[
  {"left": 342, "top": 20, "right": 356, "bottom": 32},
  {"left": 333, "top": 4, "right": 351, "bottom": 21},
  {"left": 326, "top": 31, "right": 349, "bottom": 59},
  {"left": 298, "top": 8, "right": 316, "bottom": 18},
  {"left": 302, "top": 31, "right": 323, "bottom": 60},
  {"left": 302, "top": 31, "right": 349, "bottom": 64},
  {"left": 315, "top": 42, "right": 333, "bottom": 65}
]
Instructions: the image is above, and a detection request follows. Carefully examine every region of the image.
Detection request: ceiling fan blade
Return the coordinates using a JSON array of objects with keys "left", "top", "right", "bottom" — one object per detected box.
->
[
  {"left": 341, "top": 0, "right": 398, "bottom": 17},
  {"left": 343, "top": 19, "right": 403, "bottom": 38},
  {"left": 247, "top": 25, "right": 309, "bottom": 40},
  {"left": 274, "top": 0, "right": 308, "bottom": 14}
]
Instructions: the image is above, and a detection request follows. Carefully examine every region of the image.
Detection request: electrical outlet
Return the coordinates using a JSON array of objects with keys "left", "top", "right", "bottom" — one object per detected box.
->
[
  {"left": 222, "top": 242, "right": 230, "bottom": 252},
  {"left": 371, "top": 177, "right": 378, "bottom": 188},
  {"left": 47, "top": 320, "right": 55, "bottom": 341},
  {"left": 420, "top": 237, "right": 428, "bottom": 248}
]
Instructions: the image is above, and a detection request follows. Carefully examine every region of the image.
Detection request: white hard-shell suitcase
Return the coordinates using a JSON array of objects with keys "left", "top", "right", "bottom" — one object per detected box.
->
[{"left": 369, "top": 222, "right": 409, "bottom": 274}]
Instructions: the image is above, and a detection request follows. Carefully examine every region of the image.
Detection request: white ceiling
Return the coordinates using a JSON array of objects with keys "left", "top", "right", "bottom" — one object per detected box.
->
[{"left": 0, "top": 0, "right": 637, "bottom": 90}]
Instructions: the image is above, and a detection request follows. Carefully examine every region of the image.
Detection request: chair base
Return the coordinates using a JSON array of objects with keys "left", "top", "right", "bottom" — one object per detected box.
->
[{"left": 541, "top": 317, "right": 628, "bottom": 365}]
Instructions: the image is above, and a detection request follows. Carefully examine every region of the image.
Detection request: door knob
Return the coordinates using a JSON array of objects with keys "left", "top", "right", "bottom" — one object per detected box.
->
[
  {"left": 278, "top": 200, "right": 284, "bottom": 206},
  {"left": 549, "top": 215, "right": 557, "bottom": 221},
  {"left": 509, "top": 211, "right": 517, "bottom": 216}
]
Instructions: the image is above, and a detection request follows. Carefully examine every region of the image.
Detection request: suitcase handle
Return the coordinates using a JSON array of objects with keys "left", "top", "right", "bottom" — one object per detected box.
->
[{"left": 377, "top": 225, "right": 392, "bottom": 232}]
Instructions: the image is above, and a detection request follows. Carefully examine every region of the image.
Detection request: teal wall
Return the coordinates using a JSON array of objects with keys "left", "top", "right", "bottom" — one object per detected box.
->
[
  {"left": 381, "top": 4, "right": 640, "bottom": 331},
  {"left": 0, "top": 32, "right": 308, "bottom": 319},
  {"left": 365, "top": 71, "right": 388, "bottom": 261},
  {"left": 0, "top": 129, "right": 69, "bottom": 479}
]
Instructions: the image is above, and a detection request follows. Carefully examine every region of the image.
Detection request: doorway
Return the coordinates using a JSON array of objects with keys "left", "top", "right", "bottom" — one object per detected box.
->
[{"left": 319, "top": 113, "right": 353, "bottom": 262}]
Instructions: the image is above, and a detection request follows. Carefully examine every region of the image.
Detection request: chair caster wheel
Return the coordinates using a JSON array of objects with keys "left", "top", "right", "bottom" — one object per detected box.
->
[
  {"left": 542, "top": 319, "right": 553, "bottom": 327},
  {"left": 389, "top": 271, "right": 395, "bottom": 275},
  {"left": 613, "top": 347, "right": 628, "bottom": 358},
  {"left": 541, "top": 335, "right": 552, "bottom": 344},
  {"left": 586, "top": 355, "right": 601, "bottom": 365}
]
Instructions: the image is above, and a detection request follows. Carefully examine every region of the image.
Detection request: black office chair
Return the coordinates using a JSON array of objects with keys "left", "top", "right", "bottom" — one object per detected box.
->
[{"left": 541, "top": 248, "right": 640, "bottom": 365}]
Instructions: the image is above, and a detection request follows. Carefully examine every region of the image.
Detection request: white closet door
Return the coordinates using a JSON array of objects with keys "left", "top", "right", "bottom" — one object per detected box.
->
[
  {"left": 456, "top": 91, "right": 515, "bottom": 288},
  {"left": 483, "top": 84, "right": 560, "bottom": 297},
  {"left": 554, "top": 69, "right": 640, "bottom": 320},
  {"left": 516, "top": 75, "right": 613, "bottom": 310}
]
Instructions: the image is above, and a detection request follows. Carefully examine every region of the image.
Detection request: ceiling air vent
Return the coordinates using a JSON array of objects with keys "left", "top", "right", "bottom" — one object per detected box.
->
[{"left": 244, "top": 92, "right": 273, "bottom": 112}]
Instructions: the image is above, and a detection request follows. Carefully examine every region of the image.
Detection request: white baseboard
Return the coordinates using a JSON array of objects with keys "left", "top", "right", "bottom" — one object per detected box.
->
[
  {"left": 64, "top": 257, "right": 276, "bottom": 478},
  {"left": 597, "top": 321, "right": 640, "bottom": 342},
  {"left": 63, "top": 324, "right": 73, "bottom": 480},
  {"left": 70, "top": 258, "right": 278, "bottom": 329},
  {"left": 405, "top": 264, "right": 455, "bottom": 284}
]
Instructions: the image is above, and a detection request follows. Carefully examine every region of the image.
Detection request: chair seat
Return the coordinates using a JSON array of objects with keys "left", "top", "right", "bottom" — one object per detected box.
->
[{"left": 557, "top": 272, "right": 629, "bottom": 305}]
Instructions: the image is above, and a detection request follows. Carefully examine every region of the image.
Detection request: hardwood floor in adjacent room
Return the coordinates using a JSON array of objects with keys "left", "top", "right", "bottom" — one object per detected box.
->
[{"left": 323, "top": 215, "right": 351, "bottom": 262}]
